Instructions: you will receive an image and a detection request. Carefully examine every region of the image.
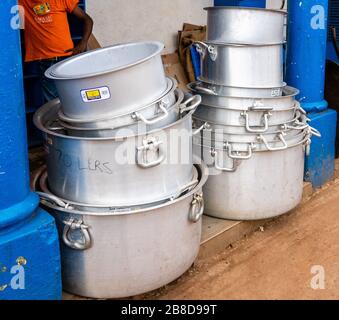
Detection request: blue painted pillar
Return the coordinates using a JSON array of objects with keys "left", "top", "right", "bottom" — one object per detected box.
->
[
  {"left": 286, "top": 0, "right": 337, "bottom": 188},
  {"left": 0, "top": 0, "right": 61, "bottom": 299},
  {"left": 286, "top": 0, "right": 329, "bottom": 112}
]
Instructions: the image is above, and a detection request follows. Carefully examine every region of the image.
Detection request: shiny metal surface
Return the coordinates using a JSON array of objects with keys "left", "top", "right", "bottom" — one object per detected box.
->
[
  {"left": 34, "top": 101, "right": 195, "bottom": 207},
  {"left": 188, "top": 82, "right": 298, "bottom": 109},
  {"left": 33, "top": 163, "right": 208, "bottom": 299},
  {"left": 45, "top": 42, "right": 167, "bottom": 120},
  {"left": 58, "top": 93, "right": 201, "bottom": 138},
  {"left": 195, "top": 42, "right": 284, "bottom": 88},
  {"left": 193, "top": 114, "right": 304, "bottom": 135},
  {"left": 58, "top": 77, "right": 178, "bottom": 130},
  {"left": 194, "top": 102, "right": 300, "bottom": 128},
  {"left": 205, "top": 7, "right": 286, "bottom": 44},
  {"left": 193, "top": 139, "right": 308, "bottom": 220}
]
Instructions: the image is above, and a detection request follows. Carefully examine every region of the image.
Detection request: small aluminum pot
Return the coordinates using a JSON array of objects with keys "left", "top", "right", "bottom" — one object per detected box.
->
[
  {"left": 193, "top": 137, "right": 309, "bottom": 220},
  {"left": 189, "top": 80, "right": 286, "bottom": 98},
  {"left": 45, "top": 42, "right": 168, "bottom": 120},
  {"left": 194, "top": 102, "right": 300, "bottom": 129},
  {"left": 195, "top": 41, "right": 284, "bottom": 88},
  {"left": 58, "top": 77, "right": 178, "bottom": 130},
  {"left": 205, "top": 7, "right": 286, "bottom": 44},
  {"left": 34, "top": 101, "right": 196, "bottom": 207},
  {"left": 188, "top": 82, "right": 298, "bottom": 109},
  {"left": 57, "top": 93, "right": 202, "bottom": 138},
  {"left": 193, "top": 126, "right": 310, "bottom": 151},
  {"left": 193, "top": 115, "right": 305, "bottom": 135},
  {"left": 33, "top": 163, "right": 208, "bottom": 299}
]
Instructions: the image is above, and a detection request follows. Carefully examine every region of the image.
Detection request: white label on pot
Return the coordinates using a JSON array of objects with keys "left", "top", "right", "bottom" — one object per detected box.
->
[{"left": 80, "top": 86, "right": 111, "bottom": 103}]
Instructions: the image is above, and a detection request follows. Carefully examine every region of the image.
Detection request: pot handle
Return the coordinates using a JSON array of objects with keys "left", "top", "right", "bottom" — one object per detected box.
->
[
  {"left": 37, "top": 191, "right": 73, "bottom": 209},
  {"left": 281, "top": 120, "right": 309, "bottom": 131},
  {"left": 259, "top": 133, "right": 288, "bottom": 151},
  {"left": 194, "top": 41, "right": 218, "bottom": 61},
  {"left": 248, "top": 105, "right": 274, "bottom": 112},
  {"left": 136, "top": 138, "right": 166, "bottom": 169},
  {"left": 309, "top": 126, "right": 322, "bottom": 138},
  {"left": 241, "top": 111, "right": 271, "bottom": 133},
  {"left": 192, "top": 121, "right": 211, "bottom": 136},
  {"left": 211, "top": 149, "right": 239, "bottom": 173},
  {"left": 62, "top": 218, "right": 91, "bottom": 251},
  {"left": 226, "top": 143, "right": 254, "bottom": 160},
  {"left": 133, "top": 102, "right": 169, "bottom": 125},
  {"left": 193, "top": 84, "right": 218, "bottom": 96},
  {"left": 180, "top": 95, "right": 202, "bottom": 114},
  {"left": 188, "top": 193, "right": 204, "bottom": 223}
]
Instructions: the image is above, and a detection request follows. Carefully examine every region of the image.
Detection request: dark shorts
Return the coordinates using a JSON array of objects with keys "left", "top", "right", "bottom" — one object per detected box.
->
[{"left": 25, "top": 57, "right": 68, "bottom": 103}]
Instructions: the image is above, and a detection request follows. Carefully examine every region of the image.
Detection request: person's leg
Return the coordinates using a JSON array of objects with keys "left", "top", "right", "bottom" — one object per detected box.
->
[{"left": 39, "top": 60, "right": 60, "bottom": 102}]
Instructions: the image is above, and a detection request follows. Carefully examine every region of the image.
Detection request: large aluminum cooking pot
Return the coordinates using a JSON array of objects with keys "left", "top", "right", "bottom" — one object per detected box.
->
[
  {"left": 189, "top": 80, "right": 286, "bottom": 98},
  {"left": 58, "top": 77, "right": 178, "bottom": 130},
  {"left": 194, "top": 102, "right": 300, "bottom": 129},
  {"left": 195, "top": 41, "right": 284, "bottom": 88},
  {"left": 56, "top": 93, "right": 201, "bottom": 138},
  {"left": 188, "top": 83, "right": 299, "bottom": 110},
  {"left": 205, "top": 7, "right": 286, "bottom": 44},
  {"left": 193, "top": 114, "right": 305, "bottom": 135},
  {"left": 45, "top": 42, "right": 167, "bottom": 120},
  {"left": 193, "top": 126, "right": 312, "bottom": 151},
  {"left": 34, "top": 101, "right": 195, "bottom": 207},
  {"left": 193, "top": 136, "right": 310, "bottom": 220},
  {"left": 33, "top": 163, "right": 208, "bottom": 299}
]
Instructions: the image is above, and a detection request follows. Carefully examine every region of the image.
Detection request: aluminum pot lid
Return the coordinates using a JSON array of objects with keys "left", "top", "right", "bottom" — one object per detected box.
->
[{"left": 204, "top": 6, "right": 286, "bottom": 15}]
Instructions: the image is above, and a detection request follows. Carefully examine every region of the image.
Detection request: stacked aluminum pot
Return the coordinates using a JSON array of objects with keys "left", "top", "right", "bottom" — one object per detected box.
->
[
  {"left": 190, "top": 7, "right": 321, "bottom": 221},
  {"left": 33, "top": 41, "right": 208, "bottom": 299}
]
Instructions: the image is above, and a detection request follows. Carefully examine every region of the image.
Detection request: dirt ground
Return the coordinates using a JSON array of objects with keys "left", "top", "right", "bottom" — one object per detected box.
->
[{"left": 137, "top": 179, "right": 339, "bottom": 300}]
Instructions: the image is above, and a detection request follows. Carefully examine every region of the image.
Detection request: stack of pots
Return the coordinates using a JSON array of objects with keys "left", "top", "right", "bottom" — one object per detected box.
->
[
  {"left": 33, "top": 42, "right": 208, "bottom": 299},
  {"left": 190, "top": 7, "right": 321, "bottom": 221}
]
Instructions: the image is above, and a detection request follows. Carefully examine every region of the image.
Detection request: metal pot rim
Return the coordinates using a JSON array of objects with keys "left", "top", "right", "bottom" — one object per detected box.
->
[
  {"left": 36, "top": 162, "right": 208, "bottom": 216},
  {"left": 204, "top": 6, "right": 287, "bottom": 15},
  {"left": 58, "top": 77, "right": 177, "bottom": 124},
  {"left": 45, "top": 41, "right": 164, "bottom": 80},
  {"left": 193, "top": 114, "right": 301, "bottom": 128},
  {"left": 188, "top": 82, "right": 297, "bottom": 98},
  {"left": 201, "top": 40, "right": 286, "bottom": 47},
  {"left": 194, "top": 132, "right": 309, "bottom": 152},
  {"left": 34, "top": 98, "right": 196, "bottom": 141}
]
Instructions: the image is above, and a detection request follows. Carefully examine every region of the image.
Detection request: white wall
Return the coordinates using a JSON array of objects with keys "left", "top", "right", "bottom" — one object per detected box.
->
[
  {"left": 266, "top": 0, "right": 287, "bottom": 10},
  {"left": 87, "top": 0, "right": 213, "bottom": 54}
]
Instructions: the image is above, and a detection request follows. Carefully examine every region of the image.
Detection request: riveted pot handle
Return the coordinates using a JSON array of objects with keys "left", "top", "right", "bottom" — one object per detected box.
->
[
  {"left": 136, "top": 138, "right": 166, "bottom": 169},
  {"left": 242, "top": 111, "right": 271, "bottom": 133},
  {"left": 37, "top": 191, "right": 73, "bottom": 209},
  {"left": 189, "top": 193, "right": 204, "bottom": 223},
  {"left": 281, "top": 120, "right": 309, "bottom": 131},
  {"left": 211, "top": 149, "right": 239, "bottom": 173},
  {"left": 309, "top": 126, "right": 322, "bottom": 138},
  {"left": 248, "top": 106, "right": 274, "bottom": 112},
  {"left": 193, "top": 84, "right": 217, "bottom": 96},
  {"left": 133, "top": 103, "right": 169, "bottom": 125},
  {"left": 62, "top": 218, "right": 91, "bottom": 251},
  {"left": 227, "top": 143, "right": 254, "bottom": 160},
  {"left": 194, "top": 41, "right": 218, "bottom": 61},
  {"left": 180, "top": 95, "right": 202, "bottom": 114},
  {"left": 192, "top": 121, "right": 211, "bottom": 136},
  {"left": 259, "top": 133, "right": 288, "bottom": 151}
]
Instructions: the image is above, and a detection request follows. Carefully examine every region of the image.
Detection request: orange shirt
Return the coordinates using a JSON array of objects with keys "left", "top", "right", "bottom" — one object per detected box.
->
[{"left": 20, "top": 0, "right": 79, "bottom": 62}]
